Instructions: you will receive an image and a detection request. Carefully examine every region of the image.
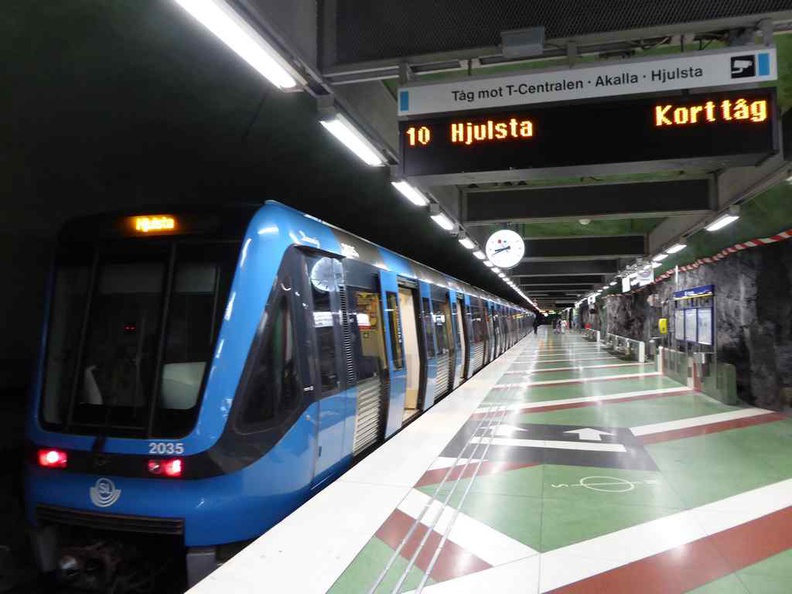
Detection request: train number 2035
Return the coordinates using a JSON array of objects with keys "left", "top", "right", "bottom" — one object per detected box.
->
[{"left": 148, "top": 442, "right": 185, "bottom": 455}]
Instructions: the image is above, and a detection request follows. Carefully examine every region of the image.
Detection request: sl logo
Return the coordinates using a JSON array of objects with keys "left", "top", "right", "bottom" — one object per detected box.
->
[{"left": 89, "top": 478, "right": 122, "bottom": 508}]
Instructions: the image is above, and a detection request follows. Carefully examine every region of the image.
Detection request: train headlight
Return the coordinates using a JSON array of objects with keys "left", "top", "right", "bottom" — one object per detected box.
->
[
  {"left": 148, "top": 458, "right": 183, "bottom": 478},
  {"left": 38, "top": 449, "right": 68, "bottom": 469}
]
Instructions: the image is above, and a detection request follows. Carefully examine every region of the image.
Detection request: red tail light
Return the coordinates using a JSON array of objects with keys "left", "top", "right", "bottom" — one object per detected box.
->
[
  {"left": 38, "top": 449, "right": 68, "bottom": 469},
  {"left": 148, "top": 459, "right": 183, "bottom": 478}
]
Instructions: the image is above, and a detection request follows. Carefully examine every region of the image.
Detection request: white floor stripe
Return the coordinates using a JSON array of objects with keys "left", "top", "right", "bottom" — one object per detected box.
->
[
  {"left": 630, "top": 407, "right": 773, "bottom": 436},
  {"left": 427, "top": 457, "right": 481, "bottom": 471},
  {"left": 475, "top": 386, "right": 691, "bottom": 415},
  {"left": 404, "top": 556, "right": 540, "bottom": 594},
  {"left": 539, "top": 478, "right": 792, "bottom": 592},
  {"left": 504, "top": 362, "right": 646, "bottom": 374},
  {"left": 469, "top": 436, "right": 627, "bottom": 453},
  {"left": 398, "top": 489, "right": 538, "bottom": 567},
  {"left": 513, "top": 356, "right": 621, "bottom": 364},
  {"left": 495, "top": 371, "right": 661, "bottom": 389}
]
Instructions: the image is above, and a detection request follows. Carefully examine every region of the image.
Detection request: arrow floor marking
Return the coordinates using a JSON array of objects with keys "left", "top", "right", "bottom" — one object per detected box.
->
[{"left": 564, "top": 428, "right": 615, "bottom": 442}]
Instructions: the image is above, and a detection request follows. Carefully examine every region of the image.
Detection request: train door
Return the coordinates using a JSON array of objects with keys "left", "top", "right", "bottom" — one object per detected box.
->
[
  {"left": 482, "top": 302, "right": 492, "bottom": 366},
  {"left": 419, "top": 283, "right": 438, "bottom": 410},
  {"left": 431, "top": 290, "right": 454, "bottom": 399},
  {"left": 398, "top": 282, "right": 424, "bottom": 423},
  {"left": 301, "top": 252, "right": 348, "bottom": 487},
  {"left": 452, "top": 295, "right": 466, "bottom": 387},
  {"left": 380, "top": 272, "right": 406, "bottom": 438},
  {"left": 334, "top": 259, "right": 391, "bottom": 464}
]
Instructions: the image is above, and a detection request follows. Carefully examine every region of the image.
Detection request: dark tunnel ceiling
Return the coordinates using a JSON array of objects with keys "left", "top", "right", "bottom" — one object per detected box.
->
[{"left": 1, "top": 1, "right": 526, "bottom": 304}]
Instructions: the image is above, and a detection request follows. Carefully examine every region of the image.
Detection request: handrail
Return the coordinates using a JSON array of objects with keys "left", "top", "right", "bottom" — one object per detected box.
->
[{"left": 605, "top": 332, "right": 646, "bottom": 363}]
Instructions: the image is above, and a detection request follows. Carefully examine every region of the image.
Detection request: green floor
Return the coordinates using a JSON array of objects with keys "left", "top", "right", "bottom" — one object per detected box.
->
[{"left": 329, "top": 336, "right": 792, "bottom": 593}]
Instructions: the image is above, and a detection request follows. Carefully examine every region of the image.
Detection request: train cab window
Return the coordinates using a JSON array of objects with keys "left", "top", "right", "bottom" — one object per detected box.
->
[
  {"left": 240, "top": 293, "right": 300, "bottom": 428},
  {"left": 42, "top": 241, "right": 238, "bottom": 437},
  {"left": 42, "top": 261, "right": 92, "bottom": 424},
  {"left": 421, "top": 298, "right": 436, "bottom": 358},
  {"left": 386, "top": 292, "right": 403, "bottom": 370},
  {"left": 73, "top": 256, "right": 167, "bottom": 429}
]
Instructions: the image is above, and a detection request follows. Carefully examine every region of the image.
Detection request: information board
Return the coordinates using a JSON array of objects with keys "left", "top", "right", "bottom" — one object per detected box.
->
[
  {"left": 399, "top": 89, "right": 776, "bottom": 178},
  {"left": 697, "top": 308, "right": 713, "bottom": 346},
  {"left": 675, "top": 309, "right": 685, "bottom": 341},
  {"left": 685, "top": 309, "right": 698, "bottom": 343}
]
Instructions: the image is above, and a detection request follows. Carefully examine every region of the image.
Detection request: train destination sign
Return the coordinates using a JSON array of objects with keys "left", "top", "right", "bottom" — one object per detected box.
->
[
  {"left": 398, "top": 46, "right": 777, "bottom": 116},
  {"left": 398, "top": 88, "right": 777, "bottom": 181}
]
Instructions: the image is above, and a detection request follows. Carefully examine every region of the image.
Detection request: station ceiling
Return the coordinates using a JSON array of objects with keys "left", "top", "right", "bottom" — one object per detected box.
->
[{"left": 6, "top": 1, "right": 792, "bottom": 311}]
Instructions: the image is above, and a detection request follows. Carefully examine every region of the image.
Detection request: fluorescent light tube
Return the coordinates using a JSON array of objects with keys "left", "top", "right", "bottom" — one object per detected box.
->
[
  {"left": 666, "top": 243, "right": 686, "bottom": 254},
  {"left": 652, "top": 262, "right": 662, "bottom": 268},
  {"left": 320, "top": 114, "right": 385, "bottom": 166},
  {"left": 430, "top": 212, "right": 455, "bottom": 231},
  {"left": 484, "top": 260, "right": 494, "bottom": 268},
  {"left": 458, "top": 236, "right": 476, "bottom": 250},
  {"left": 391, "top": 181, "right": 428, "bottom": 206},
  {"left": 609, "top": 281, "right": 616, "bottom": 286},
  {"left": 706, "top": 214, "right": 739, "bottom": 232},
  {"left": 652, "top": 253, "right": 669, "bottom": 262},
  {"left": 492, "top": 267, "right": 501, "bottom": 273},
  {"left": 173, "top": 0, "right": 299, "bottom": 89},
  {"left": 473, "top": 250, "right": 486, "bottom": 259},
  {"left": 498, "top": 272, "right": 506, "bottom": 278}
]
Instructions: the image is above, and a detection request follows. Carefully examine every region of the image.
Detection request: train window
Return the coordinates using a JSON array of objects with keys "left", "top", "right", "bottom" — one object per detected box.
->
[
  {"left": 41, "top": 241, "right": 237, "bottom": 437},
  {"left": 307, "top": 256, "right": 340, "bottom": 397},
  {"left": 73, "top": 255, "right": 167, "bottom": 428},
  {"left": 470, "top": 299, "right": 485, "bottom": 344},
  {"left": 432, "top": 298, "right": 452, "bottom": 355},
  {"left": 42, "top": 262, "right": 92, "bottom": 424},
  {"left": 349, "top": 289, "right": 387, "bottom": 382},
  {"left": 421, "top": 298, "right": 436, "bottom": 358},
  {"left": 156, "top": 244, "right": 237, "bottom": 433},
  {"left": 386, "top": 292, "right": 403, "bottom": 370},
  {"left": 240, "top": 293, "right": 300, "bottom": 427}
]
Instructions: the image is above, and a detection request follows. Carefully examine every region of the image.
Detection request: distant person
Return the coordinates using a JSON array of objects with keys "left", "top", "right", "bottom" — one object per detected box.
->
[
  {"left": 533, "top": 316, "right": 540, "bottom": 335},
  {"left": 561, "top": 319, "right": 568, "bottom": 334}
]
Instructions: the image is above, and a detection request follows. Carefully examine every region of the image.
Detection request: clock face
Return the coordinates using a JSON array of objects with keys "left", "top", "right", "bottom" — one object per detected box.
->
[
  {"left": 310, "top": 258, "right": 336, "bottom": 292},
  {"left": 485, "top": 229, "right": 525, "bottom": 269}
]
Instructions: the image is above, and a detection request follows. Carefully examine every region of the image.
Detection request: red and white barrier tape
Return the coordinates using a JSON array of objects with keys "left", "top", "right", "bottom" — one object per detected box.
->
[{"left": 651, "top": 228, "right": 792, "bottom": 285}]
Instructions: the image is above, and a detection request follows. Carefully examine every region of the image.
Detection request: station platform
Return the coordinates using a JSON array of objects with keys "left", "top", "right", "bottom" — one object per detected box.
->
[{"left": 190, "top": 331, "right": 792, "bottom": 594}]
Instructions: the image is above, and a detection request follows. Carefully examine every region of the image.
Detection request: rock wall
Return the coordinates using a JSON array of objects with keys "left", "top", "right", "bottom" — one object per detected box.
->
[{"left": 577, "top": 240, "right": 792, "bottom": 409}]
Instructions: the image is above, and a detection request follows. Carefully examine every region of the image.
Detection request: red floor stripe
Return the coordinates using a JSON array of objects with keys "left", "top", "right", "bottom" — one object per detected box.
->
[
  {"left": 470, "top": 390, "right": 694, "bottom": 420},
  {"left": 414, "top": 460, "right": 538, "bottom": 488},
  {"left": 374, "top": 508, "right": 491, "bottom": 582},
  {"left": 640, "top": 412, "right": 786, "bottom": 444},
  {"left": 548, "top": 506, "right": 792, "bottom": 594}
]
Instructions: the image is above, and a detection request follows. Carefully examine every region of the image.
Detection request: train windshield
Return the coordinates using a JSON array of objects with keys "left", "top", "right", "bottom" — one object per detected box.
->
[{"left": 41, "top": 241, "right": 238, "bottom": 438}]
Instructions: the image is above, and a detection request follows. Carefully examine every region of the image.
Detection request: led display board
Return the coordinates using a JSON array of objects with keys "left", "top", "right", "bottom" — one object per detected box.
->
[{"left": 399, "top": 88, "right": 777, "bottom": 179}]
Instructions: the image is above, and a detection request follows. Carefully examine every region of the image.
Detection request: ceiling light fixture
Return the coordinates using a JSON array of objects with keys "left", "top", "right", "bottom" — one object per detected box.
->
[
  {"left": 430, "top": 211, "right": 455, "bottom": 231},
  {"left": 484, "top": 260, "right": 494, "bottom": 268},
  {"left": 473, "top": 250, "right": 486, "bottom": 260},
  {"left": 391, "top": 180, "right": 429, "bottom": 206},
  {"left": 666, "top": 243, "right": 687, "bottom": 254},
  {"left": 320, "top": 113, "right": 386, "bottom": 166},
  {"left": 706, "top": 213, "right": 739, "bottom": 232},
  {"left": 458, "top": 234, "right": 476, "bottom": 250},
  {"left": 173, "top": 0, "right": 301, "bottom": 89},
  {"left": 652, "top": 253, "right": 669, "bottom": 262}
]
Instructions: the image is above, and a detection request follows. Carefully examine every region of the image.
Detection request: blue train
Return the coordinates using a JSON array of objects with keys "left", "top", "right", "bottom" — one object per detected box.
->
[{"left": 25, "top": 202, "right": 532, "bottom": 590}]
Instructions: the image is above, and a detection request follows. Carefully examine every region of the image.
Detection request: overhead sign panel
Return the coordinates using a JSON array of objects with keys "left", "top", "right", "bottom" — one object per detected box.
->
[
  {"left": 398, "top": 46, "right": 776, "bottom": 116},
  {"left": 399, "top": 88, "right": 777, "bottom": 179}
]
